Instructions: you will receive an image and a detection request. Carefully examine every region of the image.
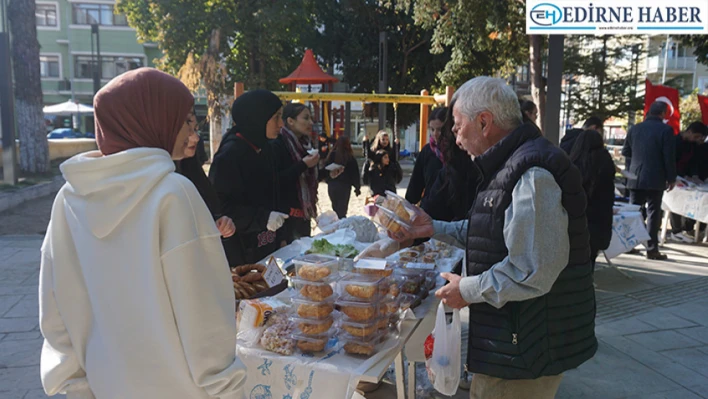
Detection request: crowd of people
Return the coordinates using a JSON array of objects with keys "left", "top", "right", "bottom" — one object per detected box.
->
[{"left": 37, "top": 67, "right": 708, "bottom": 398}]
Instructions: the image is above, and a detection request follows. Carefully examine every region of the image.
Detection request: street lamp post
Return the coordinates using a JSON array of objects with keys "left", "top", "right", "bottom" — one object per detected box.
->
[
  {"left": 0, "top": 0, "right": 18, "bottom": 184},
  {"left": 91, "top": 23, "right": 101, "bottom": 95}
]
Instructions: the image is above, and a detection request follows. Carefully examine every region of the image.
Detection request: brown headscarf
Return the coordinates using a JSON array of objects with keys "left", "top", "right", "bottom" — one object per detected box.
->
[{"left": 94, "top": 68, "right": 195, "bottom": 156}]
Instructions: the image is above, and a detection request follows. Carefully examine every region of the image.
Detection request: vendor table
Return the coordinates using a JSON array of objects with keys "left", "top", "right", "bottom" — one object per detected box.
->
[{"left": 661, "top": 184, "right": 708, "bottom": 244}]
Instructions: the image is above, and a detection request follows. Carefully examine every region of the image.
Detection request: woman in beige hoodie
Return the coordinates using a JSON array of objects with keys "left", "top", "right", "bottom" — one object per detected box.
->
[{"left": 39, "top": 68, "right": 246, "bottom": 399}]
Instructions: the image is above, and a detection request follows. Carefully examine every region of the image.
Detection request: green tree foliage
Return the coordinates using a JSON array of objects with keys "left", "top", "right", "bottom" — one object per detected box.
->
[
  {"left": 563, "top": 36, "right": 645, "bottom": 122},
  {"left": 680, "top": 89, "right": 704, "bottom": 128}
]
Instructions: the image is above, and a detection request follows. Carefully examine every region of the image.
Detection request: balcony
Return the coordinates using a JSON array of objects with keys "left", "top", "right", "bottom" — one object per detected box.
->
[{"left": 647, "top": 56, "right": 697, "bottom": 74}]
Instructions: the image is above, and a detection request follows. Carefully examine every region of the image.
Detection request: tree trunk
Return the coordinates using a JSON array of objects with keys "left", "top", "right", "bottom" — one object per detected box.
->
[
  {"left": 8, "top": 0, "right": 50, "bottom": 174},
  {"left": 529, "top": 35, "right": 546, "bottom": 130},
  {"left": 597, "top": 36, "right": 608, "bottom": 119}
]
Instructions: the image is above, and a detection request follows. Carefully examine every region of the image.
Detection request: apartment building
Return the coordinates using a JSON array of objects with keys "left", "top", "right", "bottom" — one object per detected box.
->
[{"left": 645, "top": 35, "right": 708, "bottom": 94}]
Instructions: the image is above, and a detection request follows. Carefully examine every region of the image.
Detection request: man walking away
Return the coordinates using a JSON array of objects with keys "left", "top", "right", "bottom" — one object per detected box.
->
[{"left": 622, "top": 101, "right": 677, "bottom": 260}]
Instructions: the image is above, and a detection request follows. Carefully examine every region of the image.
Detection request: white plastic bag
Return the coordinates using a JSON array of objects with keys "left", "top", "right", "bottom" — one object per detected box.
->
[{"left": 430, "top": 301, "right": 461, "bottom": 396}]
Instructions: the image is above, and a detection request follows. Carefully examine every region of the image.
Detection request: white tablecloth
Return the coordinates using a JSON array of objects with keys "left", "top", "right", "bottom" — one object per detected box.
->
[
  {"left": 662, "top": 185, "right": 708, "bottom": 223},
  {"left": 605, "top": 211, "right": 651, "bottom": 258}
]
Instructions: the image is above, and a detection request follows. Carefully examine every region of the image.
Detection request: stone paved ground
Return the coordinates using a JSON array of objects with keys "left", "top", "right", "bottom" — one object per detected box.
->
[{"left": 3, "top": 158, "right": 708, "bottom": 398}]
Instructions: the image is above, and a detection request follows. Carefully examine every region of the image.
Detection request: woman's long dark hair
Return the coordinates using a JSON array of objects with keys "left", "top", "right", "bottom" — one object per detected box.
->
[
  {"left": 569, "top": 129, "right": 605, "bottom": 198},
  {"left": 328, "top": 136, "right": 353, "bottom": 166}
]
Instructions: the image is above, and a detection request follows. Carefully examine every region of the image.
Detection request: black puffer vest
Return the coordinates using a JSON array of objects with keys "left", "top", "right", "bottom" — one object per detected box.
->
[{"left": 465, "top": 123, "right": 597, "bottom": 379}]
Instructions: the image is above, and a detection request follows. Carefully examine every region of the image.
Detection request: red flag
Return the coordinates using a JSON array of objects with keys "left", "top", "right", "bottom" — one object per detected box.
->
[
  {"left": 644, "top": 79, "right": 680, "bottom": 135},
  {"left": 698, "top": 94, "right": 708, "bottom": 126}
]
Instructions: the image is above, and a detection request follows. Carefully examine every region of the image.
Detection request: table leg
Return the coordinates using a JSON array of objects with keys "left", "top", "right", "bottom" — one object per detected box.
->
[
  {"left": 695, "top": 220, "right": 701, "bottom": 244},
  {"left": 407, "top": 361, "right": 416, "bottom": 399},
  {"left": 660, "top": 211, "right": 670, "bottom": 245},
  {"left": 394, "top": 353, "right": 406, "bottom": 399}
]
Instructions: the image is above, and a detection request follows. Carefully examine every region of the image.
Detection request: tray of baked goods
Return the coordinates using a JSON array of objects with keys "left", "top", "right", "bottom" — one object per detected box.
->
[{"left": 231, "top": 261, "right": 288, "bottom": 301}]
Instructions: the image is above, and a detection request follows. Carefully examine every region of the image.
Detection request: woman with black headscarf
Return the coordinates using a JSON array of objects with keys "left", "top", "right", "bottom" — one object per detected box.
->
[{"left": 209, "top": 90, "right": 288, "bottom": 266}]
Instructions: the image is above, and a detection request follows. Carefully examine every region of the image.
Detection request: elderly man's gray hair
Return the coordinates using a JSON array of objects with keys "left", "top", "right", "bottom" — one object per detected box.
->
[{"left": 452, "top": 77, "right": 523, "bottom": 131}]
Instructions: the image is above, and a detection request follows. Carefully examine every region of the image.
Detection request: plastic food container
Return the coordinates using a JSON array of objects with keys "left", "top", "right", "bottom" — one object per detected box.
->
[
  {"left": 341, "top": 331, "right": 384, "bottom": 356},
  {"left": 393, "top": 270, "right": 425, "bottom": 295},
  {"left": 420, "top": 252, "right": 440, "bottom": 264},
  {"left": 372, "top": 207, "right": 412, "bottom": 235},
  {"left": 291, "top": 277, "right": 337, "bottom": 301},
  {"left": 336, "top": 299, "right": 379, "bottom": 322},
  {"left": 380, "top": 191, "right": 416, "bottom": 223},
  {"left": 340, "top": 317, "right": 380, "bottom": 338},
  {"left": 381, "top": 295, "right": 401, "bottom": 316},
  {"left": 337, "top": 274, "right": 389, "bottom": 301},
  {"left": 399, "top": 293, "right": 420, "bottom": 311},
  {"left": 290, "top": 315, "right": 335, "bottom": 336},
  {"left": 397, "top": 249, "right": 420, "bottom": 259},
  {"left": 292, "top": 331, "right": 334, "bottom": 353},
  {"left": 292, "top": 296, "right": 335, "bottom": 320},
  {"left": 353, "top": 258, "right": 394, "bottom": 277},
  {"left": 293, "top": 254, "right": 340, "bottom": 282}
]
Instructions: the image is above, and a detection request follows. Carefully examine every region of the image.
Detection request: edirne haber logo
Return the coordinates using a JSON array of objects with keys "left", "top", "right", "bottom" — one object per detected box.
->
[{"left": 526, "top": 0, "right": 708, "bottom": 35}]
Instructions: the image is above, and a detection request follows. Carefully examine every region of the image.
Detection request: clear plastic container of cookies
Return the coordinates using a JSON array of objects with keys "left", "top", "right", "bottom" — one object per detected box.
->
[
  {"left": 395, "top": 249, "right": 421, "bottom": 263},
  {"left": 336, "top": 274, "right": 389, "bottom": 301},
  {"left": 340, "top": 317, "right": 381, "bottom": 338},
  {"left": 380, "top": 190, "right": 416, "bottom": 223},
  {"left": 290, "top": 315, "right": 336, "bottom": 336},
  {"left": 291, "top": 295, "right": 335, "bottom": 320},
  {"left": 341, "top": 331, "right": 385, "bottom": 357},
  {"left": 393, "top": 270, "right": 425, "bottom": 295},
  {"left": 336, "top": 299, "right": 379, "bottom": 322},
  {"left": 291, "top": 277, "right": 338, "bottom": 301},
  {"left": 293, "top": 254, "right": 340, "bottom": 282},
  {"left": 353, "top": 258, "right": 394, "bottom": 277},
  {"left": 372, "top": 206, "right": 413, "bottom": 236},
  {"left": 292, "top": 330, "right": 336, "bottom": 353},
  {"left": 381, "top": 294, "right": 401, "bottom": 317},
  {"left": 399, "top": 293, "right": 421, "bottom": 311}
]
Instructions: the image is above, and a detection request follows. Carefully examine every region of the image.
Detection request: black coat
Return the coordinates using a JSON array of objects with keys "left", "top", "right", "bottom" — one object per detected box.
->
[
  {"left": 270, "top": 134, "right": 309, "bottom": 215},
  {"left": 405, "top": 144, "right": 443, "bottom": 205},
  {"left": 421, "top": 163, "right": 478, "bottom": 222},
  {"left": 208, "top": 90, "right": 283, "bottom": 266},
  {"left": 325, "top": 151, "right": 361, "bottom": 192},
  {"left": 675, "top": 134, "right": 701, "bottom": 177},
  {"left": 559, "top": 128, "right": 582, "bottom": 154},
  {"left": 622, "top": 116, "right": 677, "bottom": 191},
  {"left": 175, "top": 157, "right": 221, "bottom": 219},
  {"left": 365, "top": 164, "right": 401, "bottom": 197}
]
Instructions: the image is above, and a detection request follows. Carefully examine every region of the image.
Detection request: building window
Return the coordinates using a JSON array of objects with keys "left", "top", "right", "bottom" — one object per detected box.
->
[
  {"left": 74, "top": 55, "right": 143, "bottom": 79},
  {"left": 40, "top": 55, "right": 60, "bottom": 78},
  {"left": 72, "top": 3, "right": 128, "bottom": 26},
  {"left": 516, "top": 65, "right": 530, "bottom": 83},
  {"left": 36, "top": 4, "right": 58, "bottom": 27}
]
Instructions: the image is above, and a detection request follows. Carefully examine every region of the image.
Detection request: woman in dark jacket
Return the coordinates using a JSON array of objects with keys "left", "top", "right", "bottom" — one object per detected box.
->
[
  {"left": 567, "top": 129, "right": 616, "bottom": 268},
  {"left": 209, "top": 90, "right": 287, "bottom": 266},
  {"left": 406, "top": 107, "right": 446, "bottom": 205},
  {"left": 271, "top": 103, "right": 320, "bottom": 243},
  {"left": 364, "top": 149, "right": 402, "bottom": 198},
  {"left": 324, "top": 136, "right": 361, "bottom": 218},
  {"left": 175, "top": 113, "right": 235, "bottom": 239},
  {"left": 420, "top": 101, "right": 478, "bottom": 222}
]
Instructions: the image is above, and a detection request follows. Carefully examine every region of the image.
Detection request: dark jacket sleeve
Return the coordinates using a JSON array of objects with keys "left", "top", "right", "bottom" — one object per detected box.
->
[
  {"left": 347, "top": 157, "right": 361, "bottom": 192},
  {"left": 362, "top": 138, "right": 370, "bottom": 160},
  {"left": 177, "top": 157, "right": 221, "bottom": 219},
  {"left": 272, "top": 136, "right": 308, "bottom": 182},
  {"left": 209, "top": 145, "right": 270, "bottom": 234},
  {"left": 622, "top": 126, "right": 632, "bottom": 169},
  {"left": 406, "top": 145, "right": 428, "bottom": 204},
  {"left": 663, "top": 127, "right": 677, "bottom": 184},
  {"left": 589, "top": 150, "right": 617, "bottom": 251}
]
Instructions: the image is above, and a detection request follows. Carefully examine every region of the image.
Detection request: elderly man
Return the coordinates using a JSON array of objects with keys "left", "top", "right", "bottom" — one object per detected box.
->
[{"left": 395, "top": 77, "right": 597, "bottom": 398}]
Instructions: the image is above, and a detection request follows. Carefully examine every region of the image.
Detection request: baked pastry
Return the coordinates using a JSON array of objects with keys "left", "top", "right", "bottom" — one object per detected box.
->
[
  {"left": 340, "top": 305, "right": 376, "bottom": 322},
  {"left": 298, "top": 265, "right": 332, "bottom": 281},
  {"left": 343, "top": 323, "right": 377, "bottom": 338},
  {"left": 345, "top": 284, "right": 377, "bottom": 299},
  {"left": 260, "top": 320, "right": 295, "bottom": 356},
  {"left": 297, "top": 338, "right": 326, "bottom": 352},
  {"left": 298, "top": 318, "right": 333, "bottom": 335},
  {"left": 389, "top": 283, "right": 401, "bottom": 297},
  {"left": 344, "top": 342, "right": 375, "bottom": 356},
  {"left": 300, "top": 284, "right": 334, "bottom": 301},
  {"left": 297, "top": 303, "right": 334, "bottom": 319},
  {"left": 377, "top": 318, "right": 389, "bottom": 330}
]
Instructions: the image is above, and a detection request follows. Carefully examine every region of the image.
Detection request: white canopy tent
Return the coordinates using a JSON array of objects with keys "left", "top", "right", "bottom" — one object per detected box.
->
[{"left": 43, "top": 100, "right": 94, "bottom": 116}]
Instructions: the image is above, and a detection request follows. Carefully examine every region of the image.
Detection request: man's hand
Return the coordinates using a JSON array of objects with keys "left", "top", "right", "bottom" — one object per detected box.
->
[
  {"left": 215, "top": 216, "right": 236, "bottom": 238},
  {"left": 435, "top": 272, "right": 469, "bottom": 309},
  {"left": 667, "top": 181, "right": 676, "bottom": 192},
  {"left": 387, "top": 206, "right": 434, "bottom": 242}
]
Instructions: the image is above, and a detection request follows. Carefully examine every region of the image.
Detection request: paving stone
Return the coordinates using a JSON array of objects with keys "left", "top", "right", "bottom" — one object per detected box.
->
[
  {"left": 0, "top": 318, "right": 37, "bottom": 333},
  {"left": 0, "top": 296, "right": 22, "bottom": 317},
  {"left": 3, "top": 332, "right": 42, "bottom": 341},
  {"left": 636, "top": 309, "right": 700, "bottom": 330},
  {"left": 0, "top": 339, "right": 42, "bottom": 368},
  {"left": 4, "top": 251, "right": 40, "bottom": 265},
  {"left": 0, "top": 366, "right": 42, "bottom": 392},
  {"left": 661, "top": 347, "right": 708, "bottom": 379},
  {"left": 22, "top": 389, "right": 54, "bottom": 399},
  {"left": 595, "top": 317, "right": 659, "bottom": 337},
  {"left": 5, "top": 297, "right": 38, "bottom": 319},
  {"left": 664, "top": 301, "right": 708, "bottom": 326},
  {"left": 677, "top": 327, "right": 708, "bottom": 345},
  {"left": 602, "top": 336, "right": 708, "bottom": 390},
  {"left": 625, "top": 389, "right": 705, "bottom": 399},
  {"left": 625, "top": 330, "right": 703, "bottom": 352},
  {"left": 0, "top": 390, "right": 29, "bottom": 399},
  {"left": 0, "top": 286, "right": 38, "bottom": 296}
]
